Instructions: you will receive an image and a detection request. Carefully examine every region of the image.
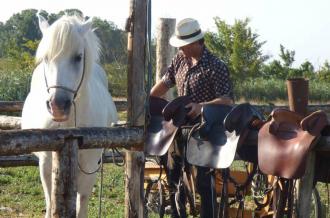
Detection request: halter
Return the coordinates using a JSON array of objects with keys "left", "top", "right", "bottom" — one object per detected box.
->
[
  {"left": 43, "top": 49, "right": 101, "bottom": 175},
  {"left": 43, "top": 49, "right": 86, "bottom": 100}
]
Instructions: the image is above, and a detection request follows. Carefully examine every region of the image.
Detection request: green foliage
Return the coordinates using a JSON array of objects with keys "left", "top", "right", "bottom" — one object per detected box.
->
[
  {"left": 0, "top": 63, "right": 32, "bottom": 101},
  {"left": 279, "top": 44, "right": 295, "bottom": 68},
  {"left": 104, "top": 63, "right": 127, "bottom": 97},
  {"left": 316, "top": 61, "right": 330, "bottom": 82},
  {"left": 0, "top": 9, "right": 128, "bottom": 67},
  {"left": 260, "top": 45, "right": 318, "bottom": 81},
  {"left": 204, "top": 17, "right": 268, "bottom": 81},
  {"left": 234, "top": 78, "right": 287, "bottom": 103},
  {"left": 308, "top": 79, "right": 330, "bottom": 103},
  {"left": 234, "top": 78, "right": 330, "bottom": 103},
  {"left": 0, "top": 9, "right": 129, "bottom": 101},
  {"left": 0, "top": 163, "right": 126, "bottom": 217},
  {"left": 93, "top": 18, "right": 128, "bottom": 64}
]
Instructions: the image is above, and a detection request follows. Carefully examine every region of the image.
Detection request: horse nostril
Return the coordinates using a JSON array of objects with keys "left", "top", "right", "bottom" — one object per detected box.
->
[
  {"left": 64, "top": 99, "right": 72, "bottom": 110},
  {"left": 46, "top": 100, "right": 51, "bottom": 111}
]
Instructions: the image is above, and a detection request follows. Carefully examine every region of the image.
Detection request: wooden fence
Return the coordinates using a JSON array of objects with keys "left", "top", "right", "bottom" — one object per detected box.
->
[
  {"left": 1, "top": 101, "right": 330, "bottom": 217},
  {"left": 0, "top": 99, "right": 141, "bottom": 217}
]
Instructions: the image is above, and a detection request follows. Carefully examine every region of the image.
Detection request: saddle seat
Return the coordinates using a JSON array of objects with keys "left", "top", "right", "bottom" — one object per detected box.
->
[
  {"left": 187, "top": 103, "right": 264, "bottom": 169},
  {"left": 258, "top": 109, "right": 327, "bottom": 179}
]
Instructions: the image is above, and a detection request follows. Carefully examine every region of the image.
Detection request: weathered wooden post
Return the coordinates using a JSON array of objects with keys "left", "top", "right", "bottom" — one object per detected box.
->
[
  {"left": 156, "top": 18, "right": 176, "bottom": 100},
  {"left": 286, "top": 78, "right": 314, "bottom": 218},
  {"left": 51, "top": 137, "right": 79, "bottom": 217},
  {"left": 125, "top": 0, "right": 147, "bottom": 217}
]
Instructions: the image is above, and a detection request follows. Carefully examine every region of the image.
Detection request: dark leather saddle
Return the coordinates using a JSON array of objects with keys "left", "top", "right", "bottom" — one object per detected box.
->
[
  {"left": 145, "top": 96, "right": 191, "bottom": 156},
  {"left": 258, "top": 109, "right": 328, "bottom": 179},
  {"left": 224, "top": 103, "right": 264, "bottom": 163},
  {"left": 187, "top": 103, "right": 263, "bottom": 169}
]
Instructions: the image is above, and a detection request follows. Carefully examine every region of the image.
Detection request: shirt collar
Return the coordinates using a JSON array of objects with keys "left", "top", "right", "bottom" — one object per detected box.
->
[{"left": 200, "top": 46, "right": 210, "bottom": 63}]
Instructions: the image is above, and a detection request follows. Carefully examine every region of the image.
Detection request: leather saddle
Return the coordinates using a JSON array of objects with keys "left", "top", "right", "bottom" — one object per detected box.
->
[
  {"left": 224, "top": 103, "right": 264, "bottom": 163},
  {"left": 258, "top": 109, "right": 328, "bottom": 179},
  {"left": 145, "top": 96, "right": 191, "bottom": 156},
  {"left": 187, "top": 103, "right": 262, "bottom": 169}
]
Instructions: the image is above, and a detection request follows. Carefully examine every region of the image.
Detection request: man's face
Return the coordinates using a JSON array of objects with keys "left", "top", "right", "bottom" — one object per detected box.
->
[{"left": 179, "top": 41, "right": 199, "bottom": 58}]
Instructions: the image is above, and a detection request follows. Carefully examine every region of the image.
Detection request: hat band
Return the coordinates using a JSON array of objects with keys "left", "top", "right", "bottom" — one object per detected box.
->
[{"left": 177, "top": 29, "right": 201, "bottom": 40}]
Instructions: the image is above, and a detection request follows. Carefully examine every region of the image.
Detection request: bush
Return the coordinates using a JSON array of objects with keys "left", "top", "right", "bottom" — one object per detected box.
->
[
  {"left": 104, "top": 63, "right": 127, "bottom": 97},
  {"left": 234, "top": 78, "right": 287, "bottom": 103},
  {"left": 234, "top": 78, "right": 330, "bottom": 104},
  {"left": 0, "top": 68, "right": 32, "bottom": 101}
]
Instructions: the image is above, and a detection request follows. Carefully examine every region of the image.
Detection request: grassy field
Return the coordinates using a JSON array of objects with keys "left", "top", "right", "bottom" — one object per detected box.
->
[
  {"left": 1, "top": 160, "right": 329, "bottom": 217},
  {"left": 0, "top": 163, "right": 126, "bottom": 217}
]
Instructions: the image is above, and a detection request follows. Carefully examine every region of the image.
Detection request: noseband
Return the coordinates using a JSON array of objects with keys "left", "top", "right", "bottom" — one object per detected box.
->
[{"left": 43, "top": 49, "right": 86, "bottom": 100}]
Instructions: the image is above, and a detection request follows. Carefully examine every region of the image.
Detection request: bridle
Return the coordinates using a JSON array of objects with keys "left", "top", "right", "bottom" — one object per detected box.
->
[
  {"left": 43, "top": 49, "right": 86, "bottom": 101},
  {"left": 43, "top": 49, "right": 101, "bottom": 175}
]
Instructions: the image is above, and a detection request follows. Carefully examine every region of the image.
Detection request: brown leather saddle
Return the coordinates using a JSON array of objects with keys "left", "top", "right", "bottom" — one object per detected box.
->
[
  {"left": 187, "top": 103, "right": 263, "bottom": 168},
  {"left": 258, "top": 109, "right": 328, "bottom": 179},
  {"left": 145, "top": 96, "right": 191, "bottom": 156}
]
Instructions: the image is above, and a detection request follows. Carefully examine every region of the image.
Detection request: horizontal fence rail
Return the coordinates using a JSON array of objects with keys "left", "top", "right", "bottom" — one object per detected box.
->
[
  {"left": 0, "top": 101, "right": 23, "bottom": 112},
  {"left": 0, "top": 152, "right": 125, "bottom": 167},
  {"left": 0, "top": 115, "right": 21, "bottom": 129},
  {"left": 0, "top": 127, "right": 144, "bottom": 156}
]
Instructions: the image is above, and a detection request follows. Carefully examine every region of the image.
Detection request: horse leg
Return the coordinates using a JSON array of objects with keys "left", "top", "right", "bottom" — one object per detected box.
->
[
  {"left": 76, "top": 149, "right": 102, "bottom": 218},
  {"left": 35, "top": 151, "right": 53, "bottom": 218}
]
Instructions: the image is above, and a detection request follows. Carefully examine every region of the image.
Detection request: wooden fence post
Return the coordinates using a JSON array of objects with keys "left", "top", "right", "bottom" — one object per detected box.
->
[
  {"left": 286, "top": 78, "right": 314, "bottom": 217},
  {"left": 51, "top": 137, "right": 78, "bottom": 217},
  {"left": 156, "top": 18, "right": 176, "bottom": 100},
  {"left": 125, "top": 0, "right": 147, "bottom": 217}
]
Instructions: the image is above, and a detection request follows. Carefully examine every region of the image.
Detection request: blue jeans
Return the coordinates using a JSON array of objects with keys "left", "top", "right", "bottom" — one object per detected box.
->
[{"left": 160, "top": 129, "right": 217, "bottom": 218}]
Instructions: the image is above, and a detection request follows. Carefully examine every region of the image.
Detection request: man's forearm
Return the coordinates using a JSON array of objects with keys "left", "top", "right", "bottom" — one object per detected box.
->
[{"left": 201, "top": 97, "right": 233, "bottom": 106}]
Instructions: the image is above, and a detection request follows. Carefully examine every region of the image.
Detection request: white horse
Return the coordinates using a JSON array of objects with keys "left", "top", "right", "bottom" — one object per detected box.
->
[{"left": 21, "top": 14, "right": 118, "bottom": 218}]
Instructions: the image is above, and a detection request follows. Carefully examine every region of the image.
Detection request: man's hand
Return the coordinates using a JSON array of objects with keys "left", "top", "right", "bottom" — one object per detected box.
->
[{"left": 185, "top": 102, "right": 202, "bottom": 119}]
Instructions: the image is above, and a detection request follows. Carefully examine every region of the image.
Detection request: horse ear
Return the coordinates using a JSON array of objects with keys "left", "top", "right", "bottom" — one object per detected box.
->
[
  {"left": 80, "top": 18, "right": 93, "bottom": 36},
  {"left": 37, "top": 12, "right": 49, "bottom": 35}
]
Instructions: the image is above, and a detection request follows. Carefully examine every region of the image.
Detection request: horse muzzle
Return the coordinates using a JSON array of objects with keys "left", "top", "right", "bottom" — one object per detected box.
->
[{"left": 46, "top": 96, "right": 73, "bottom": 122}]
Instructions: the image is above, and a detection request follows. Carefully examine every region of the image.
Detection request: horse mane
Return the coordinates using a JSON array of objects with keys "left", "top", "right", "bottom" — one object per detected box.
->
[{"left": 35, "top": 15, "right": 101, "bottom": 74}]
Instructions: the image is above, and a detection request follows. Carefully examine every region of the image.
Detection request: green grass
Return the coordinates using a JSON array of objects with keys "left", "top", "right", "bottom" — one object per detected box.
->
[
  {"left": 0, "top": 163, "right": 126, "bottom": 217},
  {"left": 1, "top": 160, "right": 329, "bottom": 217}
]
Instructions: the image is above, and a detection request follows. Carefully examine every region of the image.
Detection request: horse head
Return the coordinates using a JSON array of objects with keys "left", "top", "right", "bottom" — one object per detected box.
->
[{"left": 36, "top": 14, "right": 100, "bottom": 122}]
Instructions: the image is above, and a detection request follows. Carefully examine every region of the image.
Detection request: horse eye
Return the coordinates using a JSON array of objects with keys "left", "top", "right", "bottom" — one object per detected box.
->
[{"left": 74, "top": 54, "right": 82, "bottom": 63}]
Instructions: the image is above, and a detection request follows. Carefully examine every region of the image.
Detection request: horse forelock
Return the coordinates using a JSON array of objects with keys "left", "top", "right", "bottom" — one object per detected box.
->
[{"left": 35, "top": 15, "right": 101, "bottom": 73}]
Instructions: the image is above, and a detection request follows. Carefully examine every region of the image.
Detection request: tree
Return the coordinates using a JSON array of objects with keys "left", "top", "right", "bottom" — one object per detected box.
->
[
  {"left": 92, "top": 18, "right": 127, "bottom": 64},
  {"left": 204, "top": 17, "right": 268, "bottom": 81},
  {"left": 316, "top": 61, "right": 330, "bottom": 82},
  {"left": 279, "top": 44, "right": 295, "bottom": 68},
  {"left": 0, "top": 9, "right": 128, "bottom": 68},
  {"left": 261, "top": 45, "right": 315, "bottom": 80}
]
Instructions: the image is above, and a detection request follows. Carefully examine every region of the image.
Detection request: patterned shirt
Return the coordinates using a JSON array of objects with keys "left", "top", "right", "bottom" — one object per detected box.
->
[{"left": 162, "top": 46, "right": 233, "bottom": 103}]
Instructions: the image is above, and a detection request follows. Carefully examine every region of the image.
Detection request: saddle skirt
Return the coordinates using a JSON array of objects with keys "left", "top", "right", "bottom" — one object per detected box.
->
[
  {"left": 224, "top": 103, "right": 264, "bottom": 163},
  {"left": 258, "top": 109, "right": 328, "bottom": 179},
  {"left": 187, "top": 103, "right": 264, "bottom": 169},
  {"left": 145, "top": 96, "right": 191, "bottom": 156},
  {"left": 187, "top": 104, "right": 232, "bottom": 169}
]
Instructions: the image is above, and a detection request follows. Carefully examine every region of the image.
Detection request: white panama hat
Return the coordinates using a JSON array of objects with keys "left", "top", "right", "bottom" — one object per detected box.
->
[{"left": 169, "top": 18, "right": 204, "bottom": 48}]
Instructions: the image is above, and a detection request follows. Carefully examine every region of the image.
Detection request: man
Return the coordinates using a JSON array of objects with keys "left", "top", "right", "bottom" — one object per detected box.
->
[{"left": 150, "top": 18, "right": 233, "bottom": 218}]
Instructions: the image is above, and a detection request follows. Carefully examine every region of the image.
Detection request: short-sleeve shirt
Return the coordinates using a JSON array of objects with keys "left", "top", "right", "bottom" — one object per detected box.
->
[{"left": 162, "top": 46, "right": 233, "bottom": 103}]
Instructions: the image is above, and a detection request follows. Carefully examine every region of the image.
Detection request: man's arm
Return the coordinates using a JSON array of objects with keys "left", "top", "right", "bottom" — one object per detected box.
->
[
  {"left": 203, "top": 97, "right": 233, "bottom": 106},
  {"left": 150, "top": 80, "right": 170, "bottom": 97},
  {"left": 186, "top": 97, "right": 233, "bottom": 118}
]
